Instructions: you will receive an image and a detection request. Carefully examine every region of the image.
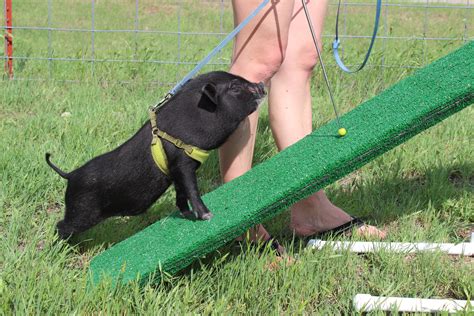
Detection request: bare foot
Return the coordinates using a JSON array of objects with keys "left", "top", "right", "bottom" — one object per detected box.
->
[
  {"left": 265, "top": 256, "right": 296, "bottom": 271},
  {"left": 290, "top": 190, "right": 387, "bottom": 239},
  {"left": 353, "top": 224, "right": 387, "bottom": 239}
]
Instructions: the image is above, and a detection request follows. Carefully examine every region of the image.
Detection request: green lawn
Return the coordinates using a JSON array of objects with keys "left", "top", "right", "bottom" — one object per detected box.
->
[{"left": 1, "top": 0, "right": 473, "bottom": 314}]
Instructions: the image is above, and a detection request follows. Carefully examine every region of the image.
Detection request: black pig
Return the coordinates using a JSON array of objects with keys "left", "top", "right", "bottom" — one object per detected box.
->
[{"left": 46, "top": 71, "right": 266, "bottom": 239}]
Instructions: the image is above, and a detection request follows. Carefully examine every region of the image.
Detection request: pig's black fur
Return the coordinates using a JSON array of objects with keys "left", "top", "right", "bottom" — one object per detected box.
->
[{"left": 46, "top": 71, "right": 266, "bottom": 239}]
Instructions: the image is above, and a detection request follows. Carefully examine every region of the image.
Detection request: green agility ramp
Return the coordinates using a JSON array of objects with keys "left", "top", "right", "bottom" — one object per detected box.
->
[{"left": 89, "top": 42, "right": 474, "bottom": 286}]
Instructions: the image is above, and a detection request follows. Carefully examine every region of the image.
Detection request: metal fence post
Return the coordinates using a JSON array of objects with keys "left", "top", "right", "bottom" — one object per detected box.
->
[
  {"left": 47, "top": 0, "right": 52, "bottom": 78},
  {"left": 91, "top": 0, "right": 95, "bottom": 77},
  {"left": 134, "top": 0, "right": 139, "bottom": 59},
  {"left": 177, "top": 0, "right": 182, "bottom": 82},
  {"left": 4, "top": 0, "right": 13, "bottom": 79}
]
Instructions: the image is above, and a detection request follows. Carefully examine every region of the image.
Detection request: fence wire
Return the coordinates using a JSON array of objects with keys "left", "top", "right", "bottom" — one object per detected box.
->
[{"left": 1, "top": 0, "right": 473, "bottom": 85}]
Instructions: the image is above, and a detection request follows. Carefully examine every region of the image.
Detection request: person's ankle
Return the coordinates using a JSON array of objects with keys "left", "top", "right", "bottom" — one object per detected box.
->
[
  {"left": 235, "top": 225, "right": 270, "bottom": 242},
  {"left": 290, "top": 224, "right": 318, "bottom": 237}
]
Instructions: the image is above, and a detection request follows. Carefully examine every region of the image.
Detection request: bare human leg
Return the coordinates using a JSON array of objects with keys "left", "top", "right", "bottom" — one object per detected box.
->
[
  {"left": 269, "top": 0, "right": 385, "bottom": 238},
  {"left": 220, "top": 0, "right": 296, "bottom": 244}
]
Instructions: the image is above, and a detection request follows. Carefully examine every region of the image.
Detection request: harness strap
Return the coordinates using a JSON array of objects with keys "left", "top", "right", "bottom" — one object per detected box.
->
[
  {"left": 151, "top": 137, "right": 170, "bottom": 176},
  {"left": 144, "top": 1, "right": 268, "bottom": 174},
  {"left": 149, "top": 110, "right": 210, "bottom": 176}
]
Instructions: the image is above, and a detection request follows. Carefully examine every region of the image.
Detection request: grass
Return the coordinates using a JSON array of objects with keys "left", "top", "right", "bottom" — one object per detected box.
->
[{"left": 1, "top": 0, "right": 473, "bottom": 314}]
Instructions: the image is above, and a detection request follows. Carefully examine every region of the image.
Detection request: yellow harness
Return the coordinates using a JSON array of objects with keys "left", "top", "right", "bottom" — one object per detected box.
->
[{"left": 149, "top": 109, "right": 209, "bottom": 176}]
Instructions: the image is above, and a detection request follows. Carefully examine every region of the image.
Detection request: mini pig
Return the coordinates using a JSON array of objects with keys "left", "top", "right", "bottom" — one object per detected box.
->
[{"left": 46, "top": 71, "right": 266, "bottom": 239}]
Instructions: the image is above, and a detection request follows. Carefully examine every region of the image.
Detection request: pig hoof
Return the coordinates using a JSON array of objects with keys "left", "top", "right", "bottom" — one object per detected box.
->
[{"left": 200, "top": 212, "right": 213, "bottom": 220}]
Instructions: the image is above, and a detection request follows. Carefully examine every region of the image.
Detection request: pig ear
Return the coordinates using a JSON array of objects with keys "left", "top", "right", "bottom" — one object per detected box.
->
[{"left": 201, "top": 83, "right": 218, "bottom": 105}]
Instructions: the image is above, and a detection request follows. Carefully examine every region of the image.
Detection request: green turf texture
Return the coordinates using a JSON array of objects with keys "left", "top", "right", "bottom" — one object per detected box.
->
[{"left": 89, "top": 41, "right": 474, "bottom": 287}]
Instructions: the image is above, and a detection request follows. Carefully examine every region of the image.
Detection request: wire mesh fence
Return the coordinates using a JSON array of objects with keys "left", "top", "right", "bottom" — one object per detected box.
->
[{"left": 1, "top": 0, "right": 473, "bottom": 85}]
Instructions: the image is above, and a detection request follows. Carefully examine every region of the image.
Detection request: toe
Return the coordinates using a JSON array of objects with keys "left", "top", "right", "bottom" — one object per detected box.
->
[{"left": 355, "top": 225, "right": 387, "bottom": 239}]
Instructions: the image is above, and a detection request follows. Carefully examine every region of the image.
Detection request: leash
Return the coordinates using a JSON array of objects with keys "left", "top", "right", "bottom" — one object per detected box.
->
[
  {"left": 151, "top": 0, "right": 271, "bottom": 112},
  {"left": 148, "top": 0, "right": 270, "bottom": 173},
  {"left": 333, "top": 0, "right": 382, "bottom": 73}
]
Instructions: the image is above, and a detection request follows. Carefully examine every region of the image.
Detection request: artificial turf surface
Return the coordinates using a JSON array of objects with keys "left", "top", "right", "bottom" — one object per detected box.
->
[{"left": 89, "top": 41, "right": 474, "bottom": 287}]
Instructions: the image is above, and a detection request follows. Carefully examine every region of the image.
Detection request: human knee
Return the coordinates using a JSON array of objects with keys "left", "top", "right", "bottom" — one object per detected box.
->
[
  {"left": 294, "top": 45, "right": 321, "bottom": 72},
  {"left": 261, "top": 51, "right": 286, "bottom": 79},
  {"left": 232, "top": 50, "right": 285, "bottom": 83}
]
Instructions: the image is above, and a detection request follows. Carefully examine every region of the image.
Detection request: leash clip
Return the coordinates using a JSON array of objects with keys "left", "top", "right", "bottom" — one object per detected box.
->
[{"left": 150, "top": 93, "right": 173, "bottom": 112}]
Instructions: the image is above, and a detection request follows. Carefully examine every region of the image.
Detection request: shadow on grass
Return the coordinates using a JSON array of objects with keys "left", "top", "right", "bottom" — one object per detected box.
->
[
  {"left": 327, "top": 161, "right": 473, "bottom": 225},
  {"left": 72, "top": 196, "right": 177, "bottom": 251},
  {"left": 172, "top": 163, "right": 473, "bottom": 284}
]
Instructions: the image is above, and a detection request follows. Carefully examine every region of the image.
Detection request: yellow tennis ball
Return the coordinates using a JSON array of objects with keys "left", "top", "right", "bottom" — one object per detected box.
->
[{"left": 338, "top": 128, "right": 347, "bottom": 137}]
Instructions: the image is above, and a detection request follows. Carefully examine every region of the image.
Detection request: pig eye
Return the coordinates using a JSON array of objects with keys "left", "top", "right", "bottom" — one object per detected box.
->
[
  {"left": 229, "top": 80, "right": 242, "bottom": 93},
  {"left": 230, "top": 86, "right": 241, "bottom": 93},
  {"left": 229, "top": 84, "right": 242, "bottom": 94}
]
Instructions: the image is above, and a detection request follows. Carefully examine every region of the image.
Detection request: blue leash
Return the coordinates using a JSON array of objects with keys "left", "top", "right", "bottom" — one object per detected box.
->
[
  {"left": 152, "top": 0, "right": 270, "bottom": 110},
  {"left": 170, "top": 0, "right": 270, "bottom": 95},
  {"left": 333, "top": 0, "right": 382, "bottom": 73}
]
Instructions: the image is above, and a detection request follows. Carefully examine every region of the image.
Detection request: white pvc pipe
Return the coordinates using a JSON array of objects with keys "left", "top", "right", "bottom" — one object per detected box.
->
[
  {"left": 306, "top": 239, "right": 474, "bottom": 256},
  {"left": 354, "top": 294, "right": 471, "bottom": 313}
]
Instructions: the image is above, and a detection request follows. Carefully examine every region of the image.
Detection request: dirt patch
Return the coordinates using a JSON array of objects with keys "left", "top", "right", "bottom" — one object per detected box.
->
[
  {"left": 338, "top": 170, "right": 362, "bottom": 192},
  {"left": 456, "top": 225, "right": 473, "bottom": 240},
  {"left": 449, "top": 255, "right": 474, "bottom": 268},
  {"left": 47, "top": 202, "right": 63, "bottom": 214},
  {"left": 0, "top": 110, "right": 35, "bottom": 121},
  {"left": 403, "top": 169, "right": 427, "bottom": 186},
  {"left": 448, "top": 169, "right": 474, "bottom": 189},
  {"left": 36, "top": 240, "right": 46, "bottom": 251},
  {"left": 69, "top": 253, "right": 91, "bottom": 270},
  {"left": 18, "top": 240, "right": 27, "bottom": 253}
]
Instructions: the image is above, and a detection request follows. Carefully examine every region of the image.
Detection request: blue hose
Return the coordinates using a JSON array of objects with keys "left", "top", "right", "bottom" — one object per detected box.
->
[{"left": 333, "top": 0, "right": 382, "bottom": 73}]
